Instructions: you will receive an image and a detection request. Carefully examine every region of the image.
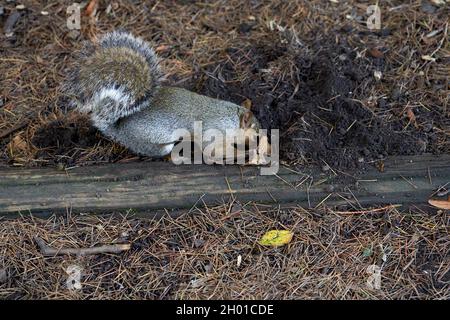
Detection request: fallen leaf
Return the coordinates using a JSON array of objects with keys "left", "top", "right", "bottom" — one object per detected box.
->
[
  {"left": 405, "top": 107, "right": 417, "bottom": 128},
  {"left": 428, "top": 198, "right": 450, "bottom": 210},
  {"left": 155, "top": 45, "right": 169, "bottom": 52},
  {"left": 259, "top": 230, "right": 293, "bottom": 247},
  {"left": 85, "top": 0, "right": 97, "bottom": 17}
]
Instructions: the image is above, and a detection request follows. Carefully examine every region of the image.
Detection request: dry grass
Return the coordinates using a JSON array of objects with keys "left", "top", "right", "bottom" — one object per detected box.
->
[{"left": 0, "top": 203, "right": 448, "bottom": 299}]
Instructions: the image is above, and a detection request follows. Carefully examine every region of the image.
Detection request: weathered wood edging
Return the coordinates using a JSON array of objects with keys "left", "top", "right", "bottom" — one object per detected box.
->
[{"left": 0, "top": 154, "right": 449, "bottom": 215}]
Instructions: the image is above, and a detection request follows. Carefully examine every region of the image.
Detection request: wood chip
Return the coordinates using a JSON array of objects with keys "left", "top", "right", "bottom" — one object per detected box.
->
[
  {"left": 421, "top": 55, "right": 436, "bottom": 62},
  {"left": 428, "top": 198, "right": 450, "bottom": 210},
  {"left": 368, "top": 48, "right": 384, "bottom": 58},
  {"left": 406, "top": 107, "right": 418, "bottom": 128},
  {"left": 84, "top": 0, "right": 97, "bottom": 17}
]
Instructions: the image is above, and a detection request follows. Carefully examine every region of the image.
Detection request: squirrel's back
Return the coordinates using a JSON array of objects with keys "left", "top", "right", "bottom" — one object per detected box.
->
[{"left": 67, "top": 31, "right": 162, "bottom": 130}]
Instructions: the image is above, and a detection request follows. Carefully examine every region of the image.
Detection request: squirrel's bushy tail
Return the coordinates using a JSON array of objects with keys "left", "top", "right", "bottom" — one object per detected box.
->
[{"left": 66, "top": 31, "right": 162, "bottom": 130}]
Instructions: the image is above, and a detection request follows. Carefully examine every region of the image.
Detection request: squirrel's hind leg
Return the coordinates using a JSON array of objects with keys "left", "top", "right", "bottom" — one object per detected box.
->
[
  {"left": 138, "top": 142, "right": 175, "bottom": 158},
  {"left": 154, "top": 143, "right": 175, "bottom": 157}
]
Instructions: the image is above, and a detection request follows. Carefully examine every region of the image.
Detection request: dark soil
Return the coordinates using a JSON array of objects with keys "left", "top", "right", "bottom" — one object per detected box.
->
[
  {"left": 19, "top": 31, "right": 443, "bottom": 172},
  {"left": 1, "top": 0, "right": 448, "bottom": 172},
  {"left": 191, "top": 34, "right": 431, "bottom": 170},
  {"left": 33, "top": 119, "right": 99, "bottom": 152},
  {"left": 31, "top": 118, "right": 132, "bottom": 166},
  {"left": 27, "top": 32, "right": 439, "bottom": 170}
]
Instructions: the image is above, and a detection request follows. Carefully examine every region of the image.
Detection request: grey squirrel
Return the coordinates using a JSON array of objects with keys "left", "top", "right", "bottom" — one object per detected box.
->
[{"left": 66, "top": 31, "right": 262, "bottom": 158}]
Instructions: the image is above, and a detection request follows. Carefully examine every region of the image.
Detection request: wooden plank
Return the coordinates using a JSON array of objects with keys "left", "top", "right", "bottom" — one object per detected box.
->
[{"left": 0, "top": 154, "right": 449, "bottom": 216}]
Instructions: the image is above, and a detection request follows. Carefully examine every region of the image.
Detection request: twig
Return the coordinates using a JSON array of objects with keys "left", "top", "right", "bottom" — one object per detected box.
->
[
  {"left": 34, "top": 237, "right": 131, "bottom": 256},
  {"left": 0, "top": 120, "right": 30, "bottom": 139},
  {"left": 315, "top": 193, "right": 333, "bottom": 208},
  {"left": 334, "top": 204, "right": 402, "bottom": 215},
  {"left": 274, "top": 173, "right": 296, "bottom": 189},
  {"left": 399, "top": 175, "right": 418, "bottom": 189}
]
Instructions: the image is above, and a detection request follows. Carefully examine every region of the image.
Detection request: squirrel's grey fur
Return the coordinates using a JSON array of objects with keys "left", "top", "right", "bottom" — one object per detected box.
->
[{"left": 66, "top": 31, "right": 260, "bottom": 157}]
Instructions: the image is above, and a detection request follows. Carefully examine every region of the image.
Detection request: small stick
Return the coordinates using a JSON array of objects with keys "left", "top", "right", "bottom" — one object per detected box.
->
[
  {"left": 334, "top": 204, "right": 402, "bottom": 215},
  {"left": 34, "top": 237, "right": 131, "bottom": 256},
  {"left": 0, "top": 120, "right": 30, "bottom": 139},
  {"left": 399, "top": 174, "right": 418, "bottom": 189}
]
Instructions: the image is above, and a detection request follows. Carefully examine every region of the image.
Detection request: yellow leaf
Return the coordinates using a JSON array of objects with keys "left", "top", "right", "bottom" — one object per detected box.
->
[{"left": 258, "top": 230, "right": 293, "bottom": 247}]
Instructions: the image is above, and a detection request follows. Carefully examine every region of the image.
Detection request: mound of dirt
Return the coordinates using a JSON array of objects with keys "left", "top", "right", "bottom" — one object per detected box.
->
[
  {"left": 31, "top": 119, "right": 113, "bottom": 165},
  {"left": 31, "top": 117, "right": 150, "bottom": 165},
  {"left": 193, "top": 34, "right": 429, "bottom": 170},
  {"left": 32, "top": 119, "right": 99, "bottom": 151},
  {"left": 1, "top": 0, "right": 447, "bottom": 170}
]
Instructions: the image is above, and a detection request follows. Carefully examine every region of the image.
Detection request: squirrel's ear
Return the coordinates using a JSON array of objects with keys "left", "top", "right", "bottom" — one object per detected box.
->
[
  {"left": 242, "top": 99, "right": 252, "bottom": 110},
  {"left": 240, "top": 111, "right": 253, "bottom": 129}
]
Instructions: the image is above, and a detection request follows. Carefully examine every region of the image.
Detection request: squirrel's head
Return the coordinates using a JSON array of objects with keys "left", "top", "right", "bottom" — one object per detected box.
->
[
  {"left": 240, "top": 109, "right": 271, "bottom": 156},
  {"left": 240, "top": 109, "right": 261, "bottom": 132}
]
